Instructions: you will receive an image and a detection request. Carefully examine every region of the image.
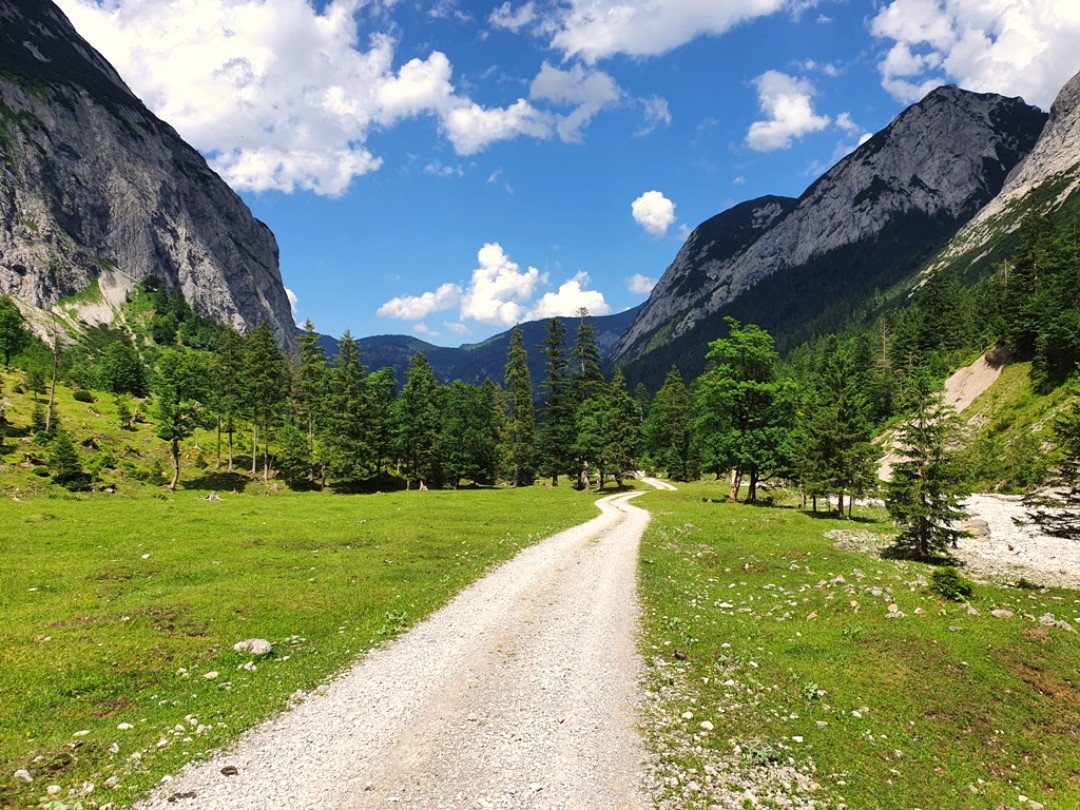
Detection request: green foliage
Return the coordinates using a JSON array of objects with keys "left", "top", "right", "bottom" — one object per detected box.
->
[
  {"left": 0, "top": 295, "right": 29, "bottom": 366},
  {"left": 399, "top": 351, "right": 442, "bottom": 486},
  {"left": 100, "top": 338, "right": 146, "bottom": 396},
  {"left": 48, "top": 429, "right": 87, "bottom": 490},
  {"left": 646, "top": 366, "right": 697, "bottom": 481},
  {"left": 322, "top": 331, "right": 376, "bottom": 483},
  {"left": 72, "top": 388, "right": 94, "bottom": 403},
  {"left": 503, "top": 326, "right": 536, "bottom": 486},
  {"left": 929, "top": 566, "right": 975, "bottom": 602},
  {"left": 538, "top": 318, "right": 575, "bottom": 485},
  {"left": 886, "top": 386, "right": 969, "bottom": 558},
  {"left": 1024, "top": 378, "right": 1080, "bottom": 537},
  {"left": 154, "top": 349, "right": 212, "bottom": 490}
]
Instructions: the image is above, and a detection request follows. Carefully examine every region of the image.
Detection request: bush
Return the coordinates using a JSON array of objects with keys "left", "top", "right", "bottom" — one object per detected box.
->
[
  {"left": 72, "top": 389, "right": 95, "bottom": 403},
  {"left": 930, "top": 566, "right": 975, "bottom": 602}
]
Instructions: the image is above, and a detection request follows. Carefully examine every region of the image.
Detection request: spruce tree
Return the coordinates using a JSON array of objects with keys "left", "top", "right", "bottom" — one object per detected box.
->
[
  {"left": 538, "top": 318, "right": 574, "bottom": 485},
  {"left": 503, "top": 326, "right": 536, "bottom": 487},
  {"left": 276, "top": 419, "right": 312, "bottom": 486},
  {"left": 604, "top": 369, "right": 639, "bottom": 487},
  {"left": 400, "top": 352, "right": 442, "bottom": 487},
  {"left": 212, "top": 328, "right": 245, "bottom": 471},
  {"left": 48, "top": 429, "right": 87, "bottom": 490},
  {"left": 101, "top": 339, "right": 146, "bottom": 396},
  {"left": 323, "top": 332, "right": 376, "bottom": 483},
  {"left": 367, "top": 367, "right": 397, "bottom": 475},
  {"left": 296, "top": 319, "right": 329, "bottom": 476},
  {"left": 241, "top": 324, "right": 287, "bottom": 482},
  {"left": 570, "top": 309, "right": 604, "bottom": 404},
  {"left": 646, "top": 366, "right": 696, "bottom": 482},
  {"left": 115, "top": 396, "right": 133, "bottom": 430},
  {"left": 438, "top": 381, "right": 500, "bottom": 487},
  {"left": 886, "top": 385, "right": 969, "bottom": 558},
  {"left": 572, "top": 396, "right": 608, "bottom": 489}
]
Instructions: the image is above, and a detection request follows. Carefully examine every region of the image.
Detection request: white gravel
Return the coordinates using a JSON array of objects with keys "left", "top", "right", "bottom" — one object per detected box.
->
[
  {"left": 956, "top": 494, "right": 1080, "bottom": 590},
  {"left": 139, "top": 491, "right": 654, "bottom": 810},
  {"left": 640, "top": 477, "right": 677, "bottom": 491}
]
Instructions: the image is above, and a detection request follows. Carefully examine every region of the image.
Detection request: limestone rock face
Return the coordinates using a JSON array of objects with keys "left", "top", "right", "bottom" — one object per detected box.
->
[
  {"left": 615, "top": 86, "right": 1047, "bottom": 365},
  {"left": 0, "top": 0, "right": 295, "bottom": 348}
]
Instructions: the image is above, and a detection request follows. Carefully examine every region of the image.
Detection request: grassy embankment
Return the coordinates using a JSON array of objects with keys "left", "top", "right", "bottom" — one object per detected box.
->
[
  {"left": 639, "top": 482, "right": 1080, "bottom": 810},
  {"left": 1, "top": 481, "right": 606, "bottom": 809}
]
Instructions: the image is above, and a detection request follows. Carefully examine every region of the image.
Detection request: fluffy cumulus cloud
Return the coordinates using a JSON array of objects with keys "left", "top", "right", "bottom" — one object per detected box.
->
[
  {"left": 627, "top": 273, "right": 657, "bottom": 294},
  {"left": 870, "top": 0, "right": 1080, "bottom": 108},
  {"left": 631, "top": 190, "right": 677, "bottom": 237},
  {"left": 529, "top": 62, "right": 622, "bottom": 143},
  {"left": 529, "top": 272, "right": 611, "bottom": 318},
  {"left": 543, "top": 0, "right": 789, "bottom": 63},
  {"left": 376, "top": 282, "right": 463, "bottom": 320},
  {"left": 745, "top": 70, "right": 831, "bottom": 151},
  {"left": 55, "top": 0, "right": 558, "bottom": 195},
  {"left": 378, "top": 243, "right": 610, "bottom": 328}
]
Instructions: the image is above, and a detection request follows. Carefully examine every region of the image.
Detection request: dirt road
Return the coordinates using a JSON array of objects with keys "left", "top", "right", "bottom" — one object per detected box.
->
[{"left": 141, "top": 490, "right": 653, "bottom": 809}]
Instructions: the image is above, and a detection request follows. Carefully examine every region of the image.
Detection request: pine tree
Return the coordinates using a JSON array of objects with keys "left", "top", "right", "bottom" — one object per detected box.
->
[
  {"left": 276, "top": 419, "right": 312, "bottom": 486},
  {"left": 101, "top": 339, "right": 146, "bottom": 396},
  {"left": 323, "top": 332, "right": 376, "bottom": 484},
  {"left": 646, "top": 366, "right": 696, "bottom": 482},
  {"left": 886, "top": 386, "right": 969, "bottom": 558},
  {"left": 367, "top": 367, "right": 397, "bottom": 475},
  {"left": 115, "top": 396, "right": 133, "bottom": 430},
  {"left": 503, "top": 326, "right": 535, "bottom": 487},
  {"left": 538, "top": 318, "right": 574, "bottom": 485},
  {"left": 604, "top": 369, "right": 639, "bottom": 487},
  {"left": 0, "top": 296, "right": 29, "bottom": 367},
  {"left": 154, "top": 349, "right": 211, "bottom": 491},
  {"left": 296, "top": 319, "right": 329, "bottom": 477},
  {"left": 241, "top": 324, "right": 287, "bottom": 482},
  {"left": 570, "top": 309, "right": 605, "bottom": 405},
  {"left": 400, "top": 352, "right": 442, "bottom": 487},
  {"left": 438, "top": 381, "right": 500, "bottom": 487},
  {"left": 48, "top": 429, "right": 87, "bottom": 490},
  {"left": 212, "top": 328, "right": 245, "bottom": 471},
  {"left": 572, "top": 396, "right": 608, "bottom": 490}
]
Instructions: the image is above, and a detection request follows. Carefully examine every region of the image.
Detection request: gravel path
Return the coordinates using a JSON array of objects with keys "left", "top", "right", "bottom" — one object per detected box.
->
[
  {"left": 640, "top": 477, "right": 677, "bottom": 491},
  {"left": 140, "top": 490, "right": 654, "bottom": 810}
]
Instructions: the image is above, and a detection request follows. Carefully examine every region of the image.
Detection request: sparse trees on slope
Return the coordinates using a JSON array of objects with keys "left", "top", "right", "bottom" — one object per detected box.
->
[
  {"left": 1025, "top": 379, "right": 1080, "bottom": 538},
  {"left": 48, "top": 429, "right": 87, "bottom": 490},
  {"left": 0, "top": 296, "right": 29, "bottom": 367},
  {"left": 503, "top": 326, "right": 536, "bottom": 487},
  {"left": 886, "top": 385, "right": 969, "bottom": 558}
]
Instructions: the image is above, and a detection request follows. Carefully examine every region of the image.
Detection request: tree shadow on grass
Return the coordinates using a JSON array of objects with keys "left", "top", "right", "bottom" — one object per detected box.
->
[
  {"left": 181, "top": 471, "right": 252, "bottom": 493},
  {"left": 879, "top": 544, "right": 960, "bottom": 566}
]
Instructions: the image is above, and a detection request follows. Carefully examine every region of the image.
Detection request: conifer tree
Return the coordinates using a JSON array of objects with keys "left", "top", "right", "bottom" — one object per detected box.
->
[
  {"left": 572, "top": 396, "right": 608, "bottom": 489},
  {"left": 323, "top": 332, "right": 376, "bottom": 483},
  {"left": 604, "top": 369, "right": 639, "bottom": 487},
  {"left": 0, "top": 296, "right": 29, "bottom": 367},
  {"left": 276, "top": 419, "right": 312, "bottom": 486},
  {"left": 1025, "top": 379, "right": 1080, "bottom": 537},
  {"left": 48, "top": 429, "right": 87, "bottom": 490},
  {"left": 154, "top": 349, "right": 211, "bottom": 491},
  {"left": 538, "top": 318, "right": 574, "bottom": 485},
  {"left": 570, "top": 309, "right": 604, "bottom": 404},
  {"left": 212, "top": 328, "right": 245, "bottom": 471},
  {"left": 400, "top": 352, "right": 442, "bottom": 487},
  {"left": 646, "top": 366, "right": 696, "bottom": 482},
  {"left": 367, "top": 367, "right": 397, "bottom": 475},
  {"left": 296, "top": 319, "right": 329, "bottom": 475},
  {"left": 241, "top": 324, "right": 287, "bottom": 481},
  {"left": 886, "top": 385, "right": 969, "bottom": 558},
  {"left": 503, "top": 326, "right": 536, "bottom": 487},
  {"left": 438, "top": 381, "right": 500, "bottom": 487},
  {"left": 101, "top": 339, "right": 146, "bottom": 396}
]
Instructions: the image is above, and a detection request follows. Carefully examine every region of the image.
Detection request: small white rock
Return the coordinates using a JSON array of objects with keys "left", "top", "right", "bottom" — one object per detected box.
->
[
  {"left": 13, "top": 769, "right": 31, "bottom": 784},
  {"left": 116, "top": 723, "right": 133, "bottom": 731},
  {"left": 204, "top": 671, "right": 219, "bottom": 680}
]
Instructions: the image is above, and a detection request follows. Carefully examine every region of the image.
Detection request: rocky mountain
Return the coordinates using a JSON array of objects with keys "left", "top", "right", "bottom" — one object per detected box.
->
[
  {"left": 616, "top": 86, "right": 1047, "bottom": 385},
  {"left": 925, "top": 70, "right": 1080, "bottom": 282},
  {"left": 0, "top": 0, "right": 295, "bottom": 348},
  {"left": 319, "top": 306, "right": 641, "bottom": 391}
]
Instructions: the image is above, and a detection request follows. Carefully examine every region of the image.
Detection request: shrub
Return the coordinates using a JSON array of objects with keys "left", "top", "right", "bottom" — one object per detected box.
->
[
  {"left": 930, "top": 567, "right": 975, "bottom": 602},
  {"left": 72, "top": 389, "right": 95, "bottom": 403}
]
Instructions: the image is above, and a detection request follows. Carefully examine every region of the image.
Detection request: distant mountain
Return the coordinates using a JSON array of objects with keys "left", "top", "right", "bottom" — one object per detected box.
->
[
  {"left": 615, "top": 85, "right": 1047, "bottom": 388},
  {"left": 0, "top": 0, "right": 295, "bottom": 348},
  {"left": 309, "top": 307, "right": 641, "bottom": 389}
]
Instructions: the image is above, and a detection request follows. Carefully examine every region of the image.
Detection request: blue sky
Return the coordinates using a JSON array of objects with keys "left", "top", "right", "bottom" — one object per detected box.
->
[{"left": 59, "top": 0, "right": 1079, "bottom": 344}]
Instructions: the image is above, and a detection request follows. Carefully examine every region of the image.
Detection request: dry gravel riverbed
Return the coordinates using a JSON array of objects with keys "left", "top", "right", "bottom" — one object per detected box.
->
[{"left": 139, "top": 490, "right": 653, "bottom": 810}]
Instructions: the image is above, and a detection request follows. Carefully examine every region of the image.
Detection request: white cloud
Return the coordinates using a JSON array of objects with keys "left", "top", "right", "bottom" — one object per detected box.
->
[
  {"left": 870, "top": 0, "right": 1080, "bottom": 109},
  {"left": 55, "top": 0, "right": 563, "bottom": 195},
  {"left": 631, "top": 190, "right": 677, "bottom": 237},
  {"left": 490, "top": 1, "right": 537, "bottom": 32},
  {"left": 543, "top": 0, "right": 788, "bottom": 63},
  {"left": 285, "top": 287, "right": 298, "bottom": 317},
  {"left": 627, "top": 273, "right": 657, "bottom": 294},
  {"left": 636, "top": 96, "right": 672, "bottom": 137},
  {"left": 424, "top": 160, "right": 465, "bottom": 177},
  {"left": 529, "top": 62, "right": 622, "bottom": 143},
  {"left": 745, "top": 70, "right": 831, "bottom": 151},
  {"left": 412, "top": 322, "right": 441, "bottom": 338},
  {"left": 529, "top": 272, "right": 611, "bottom": 318},
  {"left": 377, "top": 282, "right": 462, "bottom": 320},
  {"left": 444, "top": 320, "right": 471, "bottom": 334},
  {"left": 835, "top": 111, "right": 859, "bottom": 133},
  {"left": 460, "top": 242, "right": 546, "bottom": 325}
]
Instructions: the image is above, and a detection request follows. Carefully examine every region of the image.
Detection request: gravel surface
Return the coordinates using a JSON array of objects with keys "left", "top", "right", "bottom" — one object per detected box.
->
[
  {"left": 956, "top": 494, "right": 1080, "bottom": 590},
  {"left": 641, "top": 477, "right": 677, "bottom": 491},
  {"left": 139, "top": 490, "right": 654, "bottom": 810}
]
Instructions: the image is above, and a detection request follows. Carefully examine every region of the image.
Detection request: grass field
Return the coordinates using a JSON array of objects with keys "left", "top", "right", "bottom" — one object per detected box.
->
[
  {"left": 0, "top": 486, "right": 604, "bottom": 808},
  {"left": 638, "top": 482, "right": 1080, "bottom": 810}
]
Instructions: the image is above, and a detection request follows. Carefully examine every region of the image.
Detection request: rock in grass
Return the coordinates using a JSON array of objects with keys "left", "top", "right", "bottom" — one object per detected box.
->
[
  {"left": 233, "top": 639, "right": 273, "bottom": 656},
  {"left": 13, "top": 769, "right": 31, "bottom": 783},
  {"left": 991, "top": 609, "right": 1014, "bottom": 618}
]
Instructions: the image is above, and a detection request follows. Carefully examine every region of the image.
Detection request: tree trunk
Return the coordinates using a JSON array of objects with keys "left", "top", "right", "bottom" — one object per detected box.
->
[
  {"left": 251, "top": 424, "right": 257, "bottom": 477},
  {"left": 836, "top": 491, "right": 844, "bottom": 517},
  {"left": 747, "top": 468, "right": 758, "bottom": 503},
  {"left": 729, "top": 468, "right": 742, "bottom": 502},
  {"left": 44, "top": 338, "right": 59, "bottom": 434},
  {"left": 216, "top": 421, "right": 222, "bottom": 467},
  {"left": 169, "top": 438, "right": 180, "bottom": 491},
  {"left": 263, "top": 435, "right": 270, "bottom": 484},
  {"left": 227, "top": 426, "right": 234, "bottom": 473}
]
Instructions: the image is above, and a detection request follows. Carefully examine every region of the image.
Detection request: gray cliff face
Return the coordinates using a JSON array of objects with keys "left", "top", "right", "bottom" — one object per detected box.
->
[
  {"left": 615, "top": 86, "right": 1047, "bottom": 363},
  {"left": 0, "top": 0, "right": 295, "bottom": 348}
]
